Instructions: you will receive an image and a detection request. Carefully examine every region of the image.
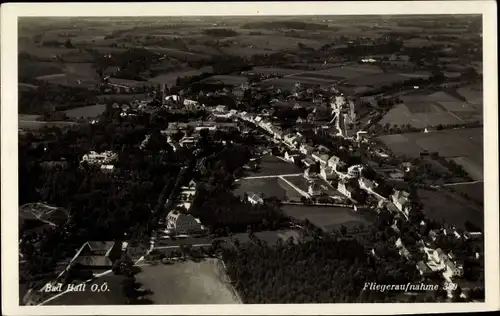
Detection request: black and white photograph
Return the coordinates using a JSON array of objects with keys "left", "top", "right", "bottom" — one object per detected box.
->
[{"left": 1, "top": 1, "right": 498, "bottom": 315}]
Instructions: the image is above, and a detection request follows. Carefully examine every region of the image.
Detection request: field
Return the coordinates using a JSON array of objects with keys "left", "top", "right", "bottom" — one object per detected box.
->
[
  {"left": 148, "top": 66, "right": 213, "bottom": 85},
  {"left": 97, "top": 94, "right": 148, "bottom": 102},
  {"left": 202, "top": 75, "right": 248, "bottom": 86},
  {"left": 246, "top": 155, "right": 303, "bottom": 177},
  {"left": 344, "top": 73, "right": 408, "bottom": 87},
  {"left": 18, "top": 61, "right": 65, "bottom": 79},
  {"left": 220, "top": 35, "right": 326, "bottom": 51},
  {"left": 18, "top": 119, "right": 77, "bottom": 130},
  {"left": 417, "top": 189, "right": 483, "bottom": 231},
  {"left": 252, "top": 66, "right": 304, "bottom": 76},
  {"left": 135, "top": 259, "right": 241, "bottom": 304},
  {"left": 45, "top": 274, "right": 129, "bottom": 305},
  {"left": 378, "top": 128, "right": 483, "bottom": 180},
  {"left": 258, "top": 64, "right": 388, "bottom": 90},
  {"left": 379, "top": 103, "right": 465, "bottom": 128},
  {"left": 234, "top": 177, "right": 303, "bottom": 201},
  {"left": 282, "top": 205, "right": 368, "bottom": 232},
  {"left": 30, "top": 62, "right": 99, "bottom": 88},
  {"left": 380, "top": 90, "right": 482, "bottom": 128},
  {"left": 64, "top": 104, "right": 106, "bottom": 118},
  {"left": 450, "top": 182, "right": 484, "bottom": 203}
]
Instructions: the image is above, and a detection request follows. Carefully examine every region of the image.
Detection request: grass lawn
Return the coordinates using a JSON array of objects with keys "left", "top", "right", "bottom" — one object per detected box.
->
[
  {"left": 282, "top": 205, "right": 368, "bottom": 232},
  {"left": 135, "top": 259, "right": 241, "bottom": 304},
  {"left": 450, "top": 182, "right": 484, "bottom": 203},
  {"left": 247, "top": 155, "right": 303, "bottom": 177},
  {"left": 234, "top": 177, "right": 302, "bottom": 201},
  {"left": 418, "top": 189, "right": 483, "bottom": 231},
  {"left": 64, "top": 104, "right": 106, "bottom": 118},
  {"left": 378, "top": 128, "right": 483, "bottom": 179}
]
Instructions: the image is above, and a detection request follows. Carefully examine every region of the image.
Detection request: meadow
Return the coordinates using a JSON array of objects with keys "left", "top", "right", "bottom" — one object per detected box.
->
[
  {"left": 418, "top": 189, "right": 483, "bottom": 231},
  {"left": 379, "top": 128, "right": 483, "bottom": 180},
  {"left": 282, "top": 205, "right": 368, "bottom": 232},
  {"left": 135, "top": 259, "right": 241, "bottom": 304},
  {"left": 64, "top": 104, "right": 106, "bottom": 118}
]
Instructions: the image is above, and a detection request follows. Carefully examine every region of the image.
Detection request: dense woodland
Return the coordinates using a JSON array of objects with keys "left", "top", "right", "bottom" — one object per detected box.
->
[{"left": 222, "top": 229, "right": 430, "bottom": 303}]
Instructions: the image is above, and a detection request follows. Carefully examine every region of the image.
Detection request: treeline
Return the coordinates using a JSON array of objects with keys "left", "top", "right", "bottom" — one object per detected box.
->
[
  {"left": 19, "top": 82, "right": 98, "bottom": 114},
  {"left": 241, "top": 21, "right": 330, "bottom": 31},
  {"left": 203, "top": 28, "right": 239, "bottom": 37}
]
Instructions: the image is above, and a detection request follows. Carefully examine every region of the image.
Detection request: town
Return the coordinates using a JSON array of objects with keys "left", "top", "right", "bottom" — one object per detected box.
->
[{"left": 18, "top": 15, "right": 484, "bottom": 305}]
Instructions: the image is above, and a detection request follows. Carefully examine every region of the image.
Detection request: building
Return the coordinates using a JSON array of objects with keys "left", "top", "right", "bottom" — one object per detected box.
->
[
  {"left": 327, "top": 155, "right": 341, "bottom": 169},
  {"left": 416, "top": 260, "right": 433, "bottom": 276},
  {"left": 358, "top": 177, "right": 375, "bottom": 191},
  {"left": 308, "top": 182, "right": 322, "bottom": 197},
  {"left": 165, "top": 95, "right": 181, "bottom": 102},
  {"left": 391, "top": 190, "right": 411, "bottom": 216},
  {"left": 337, "top": 179, "right": 358, "bottom": 200},
  {"left": 180, "top": 136, "right": 196, "bottom": 148},
  {"left": 284, "top": 134, "right": 299, "bottom": 149},
  {"left": 248, "top": 193, "right": 264, "bottom": 205},
  {"left": 215, "top": 105, "right": 228, "bottom": 112},
  {"left": 312, "top": 152, "right": 330, "bottom": 166},
  {"left": 166, "top": 210, "right": 205, "bottom": 235},
  {"left": 61, "top": 241, "right": 123, "bottom": 276},
  {"left": 284, "top": 150, "right": 303, "bottom": 164},
  {"left": 304, "top": 164, "right": 320, "bottom": 180},
  {"left": 195, "top": 125, "right": 217, "bottom": 132},
  {"left": 320, "top": 166, "right": 337, "bottom": 181},
  {"left": 100, "top": 164, "right": 115, "bottom": 172},
  {"left": 81, "top": 151, "right": 117, "bottom": 166},
  {"left": 299, "top": 144, "right": 315, "bottom": 155},
  {"left": 301, "top": 157, "right": 316, "bottom": 168},
  {"left": 347, "top": 164, "right": 363, "bottom": 178},
  {"left": 395, "top": 237, "right": 412, "bottom": 260},
  {"left": 428, "top": 229, "right": 439, "bottom": 241}
]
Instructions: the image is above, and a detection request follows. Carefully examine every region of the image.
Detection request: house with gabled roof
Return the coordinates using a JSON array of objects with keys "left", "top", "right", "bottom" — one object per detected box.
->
[{"left": 391, "top": 190, "right": 411, "bottom": 217}]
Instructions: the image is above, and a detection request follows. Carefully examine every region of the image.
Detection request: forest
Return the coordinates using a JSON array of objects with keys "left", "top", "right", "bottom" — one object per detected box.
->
[
  {"left": 19, "top": 82, "right": 98, "bottom": 114},
  {"left": 222, "top": 230, "right": 428, "bottom": 303}
]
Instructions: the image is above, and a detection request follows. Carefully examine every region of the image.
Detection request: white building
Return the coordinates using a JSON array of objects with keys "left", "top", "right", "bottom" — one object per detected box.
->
[
  {"left": 395, "top": 237, "right": 411, "bottom": 260},
  {"left": 183, "top": 99, "right": 199, "bottom": 107},
  {"left": 312, "top": 152, "right": 330, "bottom": 166},
  {"left": 100, "top": 164, "right": 115, "bottom": 172},
  {"left": 347, "top": 165, "right": 364, "bottom": 178},
  {"left": 391, "top": 190, "right": 411, "bottom": 216},
  {"left": 165, "top": 95, "right": 181, "bottom": 102},
  {"left": 284, "top": 134, "right": 299, "bottom": 149},
  {"left": 327, "top": 155, "right": 341, "bottom": 169},
  {"left": 299, "top": 144, "right": 314, "bottom": 155},
  {"left": 248, "top": 193, "right": 264, "bottom": 205},
  {"left": 82, "top": 151, "right": 117, "bottom": 165},
  {"left": 166, "top": 210, "right": 205, "bottom": 235},
  {"left": 195, "top": 125, "right": 217, "bottom": 132},
  {"left": 320, "top": 166, "right": 336, "bottom": 181},
  {"left": 358, "top": 177, "right": 375, "bottom": 191}
]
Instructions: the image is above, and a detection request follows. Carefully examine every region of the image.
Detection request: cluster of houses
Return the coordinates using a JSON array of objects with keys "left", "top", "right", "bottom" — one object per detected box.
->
[
  {"left": 394, "top": 228, "right": 482, "bottom": 299},
  {"left": 81, "top": 150, "right": 118, "bottom": 172},
  {"left": 162, "top": 120, "right": 239, "bottom": 151}
]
